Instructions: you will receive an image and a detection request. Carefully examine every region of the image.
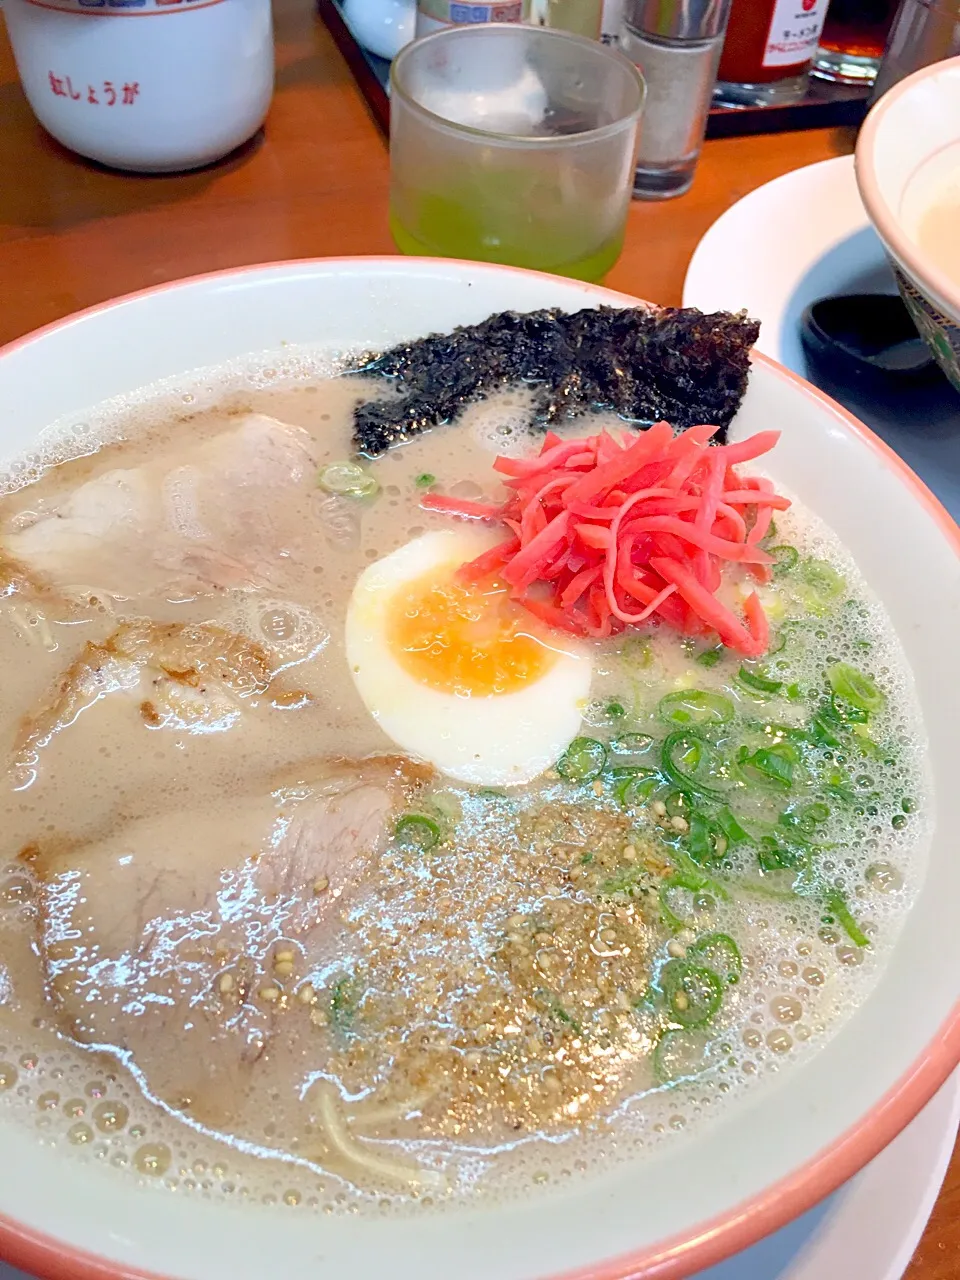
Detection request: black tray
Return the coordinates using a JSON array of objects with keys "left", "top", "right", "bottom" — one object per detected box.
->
[{"left": 318, "top": 0, "right": 871, "bottom": 140}]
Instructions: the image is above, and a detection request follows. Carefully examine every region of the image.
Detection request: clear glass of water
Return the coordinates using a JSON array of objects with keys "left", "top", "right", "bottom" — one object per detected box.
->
[{"left": 389, "top": 24, "right": 645, "bottom": 282}]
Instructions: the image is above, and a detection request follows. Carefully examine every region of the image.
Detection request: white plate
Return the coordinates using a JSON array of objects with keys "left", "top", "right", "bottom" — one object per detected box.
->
[
  {"left": 682, "top": 153, "right": 960, "bottom": 521},
  {"left": 684, "top": 159, "right": 960, "bottom": 1280},
  {"left": 683, "top": 155, "right": 893, "bottom": 373}
]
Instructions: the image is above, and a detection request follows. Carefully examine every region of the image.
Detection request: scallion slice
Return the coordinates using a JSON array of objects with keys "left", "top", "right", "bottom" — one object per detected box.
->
[
  {"left": 740, "top": 744, "right": 796, "bottom": 788},
  {"left": 687, "top": 933, "right": 742, "bottom": 985},
  {"left": 661, "top": 731, "right": 727, "bottom": 797},
  {"left": 826, "top": 662, "right": 886, "bottom": 714},
  {"left": 738, "top": 666, "right": 783, "bottom": 696},
  {"left": 556, "top": 736, "right": 607, "bottom": 783},
  {"left": 394, "top": 814, "right": 442, "bottom": 851},
  {"left": 658, "top": 690, "right": 734, "bottom": 727},
  {"left": 660, "top": 959, "right": 724, "bottom": 1028},
  {"left": 318, "top": 460, "right": 379, "bottom": 498},
  {"left": 769, "top": 545, "right": 799, "bottom": 573}
]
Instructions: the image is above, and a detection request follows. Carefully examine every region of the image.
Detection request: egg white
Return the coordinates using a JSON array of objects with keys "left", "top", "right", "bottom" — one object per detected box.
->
[{"left": 345, "top": 530, "right": 592, "bottom": 786}]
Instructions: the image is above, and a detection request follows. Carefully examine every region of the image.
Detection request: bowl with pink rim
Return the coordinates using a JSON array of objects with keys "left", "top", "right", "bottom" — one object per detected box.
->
[{"left": 0, "top": 256, "right": 958, "bottom": 1280}]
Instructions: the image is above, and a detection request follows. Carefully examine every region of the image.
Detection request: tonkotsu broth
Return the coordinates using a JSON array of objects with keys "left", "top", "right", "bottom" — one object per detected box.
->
[{"left": 0, "top": 355, "right": 929, "bottom": 1214}]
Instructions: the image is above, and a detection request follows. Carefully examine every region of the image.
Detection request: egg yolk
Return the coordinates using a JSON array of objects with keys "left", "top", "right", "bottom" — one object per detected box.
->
[{"left": 387, "top": 567, "right": 556, "bottom": 696}]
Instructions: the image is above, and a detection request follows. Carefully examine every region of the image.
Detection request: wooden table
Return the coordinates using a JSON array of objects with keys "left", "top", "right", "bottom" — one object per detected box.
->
[{"left": 0, "top": 2, "right": 958, "bottom": 1276}]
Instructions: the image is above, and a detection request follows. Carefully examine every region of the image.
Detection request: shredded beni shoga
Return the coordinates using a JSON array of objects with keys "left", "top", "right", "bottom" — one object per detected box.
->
[{"left": 422, "top": 424, "right": 788, "bottom": 657}]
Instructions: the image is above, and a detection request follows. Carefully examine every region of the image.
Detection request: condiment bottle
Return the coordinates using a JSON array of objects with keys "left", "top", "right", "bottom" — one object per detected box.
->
[
  {"left": 3, "top": 0, "right": 273, "bottom": 173},
  {"left": 622, "top": 0, "right": 733, "bottom": 200},
  {"left": 415, "top": 0, "right": 524, "bottom": 37},
  {"left": 713, "top": 0, "right": 831, "bottom": 106}
]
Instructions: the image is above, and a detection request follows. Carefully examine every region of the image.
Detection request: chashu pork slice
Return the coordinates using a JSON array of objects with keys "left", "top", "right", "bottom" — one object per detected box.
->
[
  {"left": 4, "top": 413, "right": 316, "bottom": 601},
  {"left": 27, "top": 755, "right": 429, "bottom": 1126}
]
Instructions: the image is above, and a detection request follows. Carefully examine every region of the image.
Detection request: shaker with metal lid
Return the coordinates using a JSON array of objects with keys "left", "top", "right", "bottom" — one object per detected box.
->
[
  {"left": 871, "top": 0, "right": 960, "bottom": 99},
  {"left": 621, "top": 0, "right": 733, "bottom": 199}
]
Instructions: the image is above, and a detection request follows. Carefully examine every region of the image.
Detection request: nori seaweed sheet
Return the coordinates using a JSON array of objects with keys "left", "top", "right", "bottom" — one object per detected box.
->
[{"left": 349, "top": 306, "right": 761, "bottom": 456}]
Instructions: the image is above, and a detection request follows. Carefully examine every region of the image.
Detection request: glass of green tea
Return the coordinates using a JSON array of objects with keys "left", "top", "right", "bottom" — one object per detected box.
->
[{"left": 389, "top": 24, "right": 645, "bottom": 282}]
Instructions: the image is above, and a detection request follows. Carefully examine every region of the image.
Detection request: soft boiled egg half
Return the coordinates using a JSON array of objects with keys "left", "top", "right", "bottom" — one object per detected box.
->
[{"left": 345, "top": 529, "right": 592, "bottom": 786}]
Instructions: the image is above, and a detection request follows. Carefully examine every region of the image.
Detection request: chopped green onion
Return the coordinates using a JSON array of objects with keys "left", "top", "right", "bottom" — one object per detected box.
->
[
  {"left": 329, "top": 976, "right": 359, "bottom": 1037},
  {"left": 769, "top": 545, "right": 799, "bottom": 573},
  {"left": 809, "top": 709, "right": 843, "bottom": 748},
  {"left": 653, "top": 1027, "right": 714, "bottom": 1083},
  {"left": 534, "top": 988, "right": 581, "bottom": 1035},
  {"left": 659, "top": 876, "right": 695, "bottom": 932},
  {"left": 824, "top": 888, "right": 871, "bottom": 948},
  {"left": 696, "top": 645, "right": 724, "bottom": 668},
  {"left": 757, "top": 835, "right": 804, "bottom": 871},
  {"left": 687, "top": 812, "right": 725, "bottom": 866},
  {"left": 826, "top": 662, "right": 886, "bottom": 714},
  {"left": 800, "top": 558, "right": 845, "bottom": 602},
  {"left": 415, "top": 472, "right": 436, "bottom": 488},
  {"left": 738, "top": 666, "right": 783, "bottom": 696},
  {"left": 317, "top": 460, "right": 379, "bottom": 498},
  {"left": 557, "top": 736, "right": 607, "bottom": 783},
  {"left": 612, "top": 768, "right": 660, "bottom": 808},
  {"left": 621, "top": 636, "right": 653, "bottom": 668},
  {"left": 394, "top": 813, "right": 442, "bottom": 851},
  {"left": 661, "top": 731, "right": 727, "bottom": 797},
  {"left": 715, "top": 806, "right": 752, "bottom": 845},
  {"left": 605, "top": 700, "right": 627, "bottom": 719},
  {"left": 660, "top": 959, "right": 724, "bottom": 1028},
  {"left": 610, "top": 732, "right": 655, "bottom": 757},
  {"left": 658, "top": 690, "right": 735, "bottom": 727},
  {"left": 687, "top": 933, "right": 742, "bottom": 985},
  {"left": 740, "top": 744, "right": 796, "bottom": 788}
]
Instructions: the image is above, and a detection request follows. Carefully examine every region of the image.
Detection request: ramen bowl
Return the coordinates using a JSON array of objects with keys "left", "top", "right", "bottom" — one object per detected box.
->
[
  {"left": 856, "top": 54, "right": 960, "bottom": 391},
  {"left": 0, "top": 257, "right": 958, "bottom": 1280}
]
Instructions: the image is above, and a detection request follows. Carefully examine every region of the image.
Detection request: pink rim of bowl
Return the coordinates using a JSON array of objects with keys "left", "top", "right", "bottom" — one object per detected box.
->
[
  {"left": 855, "top": 53, "right": 960, "bottom": 321},
  {"left": 0, "top": 258, "right": 958, "bottom": 1280}
]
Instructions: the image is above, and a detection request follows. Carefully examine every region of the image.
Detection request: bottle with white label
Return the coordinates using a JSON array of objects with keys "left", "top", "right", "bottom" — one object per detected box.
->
[
  {"left": 415, "top": 0, "right": 524, "bottom": 38},
  {"left": 712, "top": 0, "right": 830, "bottom": 106}
]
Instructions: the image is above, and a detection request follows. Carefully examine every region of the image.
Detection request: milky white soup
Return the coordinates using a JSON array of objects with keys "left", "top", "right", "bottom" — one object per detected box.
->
[
  {"left": 0, "top": 355, "right": 928, "bottom": 1214},
  {"left": 902, "top": 138, "right": 960, "bottom": 288}
]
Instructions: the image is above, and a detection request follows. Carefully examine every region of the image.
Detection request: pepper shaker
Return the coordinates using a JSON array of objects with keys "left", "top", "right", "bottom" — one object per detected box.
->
[{"left": 621, "top": 0, "right": 733, "bottom": 200}]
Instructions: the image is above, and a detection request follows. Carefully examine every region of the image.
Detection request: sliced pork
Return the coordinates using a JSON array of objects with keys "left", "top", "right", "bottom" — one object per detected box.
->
[
  {"left": 27, "top": 755, "right": 429, "bottom": 1125},
  {"left": 3, "top": 414, "right": 316, "bottom": 602}
]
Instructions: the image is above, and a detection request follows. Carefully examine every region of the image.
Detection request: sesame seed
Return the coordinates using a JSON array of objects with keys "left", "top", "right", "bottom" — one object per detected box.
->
[
  {"left": 275, "top": 948, "right": 295, "bottom": 964},
  {"left": 218, "top": 973, "right": 235, "bottom": 994},
  {"left": 259, "top": 986, "right": 280, "bottom": 1003},
  {"left": 298, "top": 983, "right": 316, "bottom": 1005},
  {"left": 670, "top": 816, "right": 689, "bottom": 833},
  {"left": 667, "top": 940, "right": 686, "bottom": 958},
  {"left": 652, "top": 801, "right": 667, "bottom": 817},
  {"left": 313, "top": 876, "right": 329, "bottom": 895},
  {"left": 274, "top": 960, "right": 295, "bottom": 979},
  {"left": 674, "top": 992, "right": 690, "bottom": 1011},
  {"left": 592, "top": 780, "right": 604, "bottom": 797},
  {"left": 623, "top": 844, "right": 637, "bottom": 862}
]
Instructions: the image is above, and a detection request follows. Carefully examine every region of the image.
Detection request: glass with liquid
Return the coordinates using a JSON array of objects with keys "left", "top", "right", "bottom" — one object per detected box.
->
[
  {"left": 389, "top": 25, "right": 644, "bottom": 282},
  {"left": 812, "top": 0, "right": 898, "bottom": 82}
]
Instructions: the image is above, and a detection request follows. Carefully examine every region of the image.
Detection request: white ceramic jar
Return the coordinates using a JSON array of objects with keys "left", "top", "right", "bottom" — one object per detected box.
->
[{"left": 3, "top": 0, "right": 274, "bottom": 173}]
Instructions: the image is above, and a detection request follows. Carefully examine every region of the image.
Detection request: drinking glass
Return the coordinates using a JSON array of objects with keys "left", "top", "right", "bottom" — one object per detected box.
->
[
  {"left": 389, "top": 25, "right": 644, "bottom": 282},
  {"left": 812, "top": 0, "right": 899, "bottom": 82}
]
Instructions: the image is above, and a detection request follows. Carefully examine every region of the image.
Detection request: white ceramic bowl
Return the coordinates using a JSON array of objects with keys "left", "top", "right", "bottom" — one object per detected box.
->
[
  {"left": 0, "top": 258, "right": 958, "bottom": 1280},
  {"left": 856, "top": 55, "right": 960, "bottom": 391}
]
